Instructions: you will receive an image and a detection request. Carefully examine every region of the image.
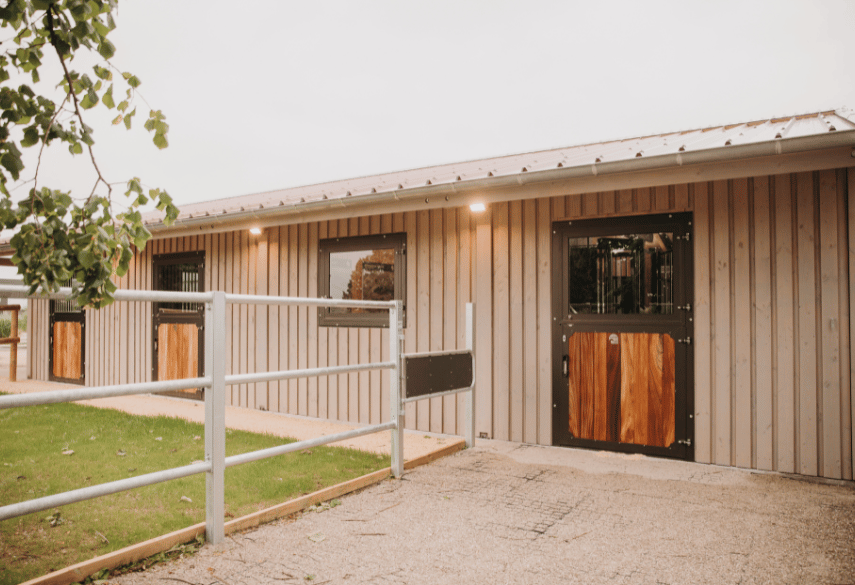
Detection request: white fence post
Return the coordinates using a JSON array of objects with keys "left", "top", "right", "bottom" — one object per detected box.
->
[
  {"left": 205, "top": 291, "right": 227, "bottom": 544},
  {"left": 465, "top": 302, "right": 476, "bottom": 449},
  {"left": 389, "top": 301, "right": 404, "bottom": 478}
]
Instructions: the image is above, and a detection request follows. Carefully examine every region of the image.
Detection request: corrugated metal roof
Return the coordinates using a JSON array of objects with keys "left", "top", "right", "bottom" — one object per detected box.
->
[{"left": 135, "top": 107, "right": 854, "bottom": 226}]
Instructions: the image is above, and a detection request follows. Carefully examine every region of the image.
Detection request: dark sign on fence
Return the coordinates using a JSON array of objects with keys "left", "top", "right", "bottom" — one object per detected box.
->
[{"left": 403, "top": 350, "right": 473, "bottom": 400}]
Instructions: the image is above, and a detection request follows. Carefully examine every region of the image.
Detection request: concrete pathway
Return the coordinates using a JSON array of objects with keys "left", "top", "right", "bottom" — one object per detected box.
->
[
  {"left": 0, "top": 377, "right": 455, "bottom": 461},
  {"left": 105, "top": 440, "right": 855, "bottom": 585}
]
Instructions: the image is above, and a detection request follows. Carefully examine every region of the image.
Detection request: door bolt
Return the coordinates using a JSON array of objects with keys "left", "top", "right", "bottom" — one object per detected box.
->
[
  {"left": 677, "top": 337, "right": 691, "bottom": 345},
  {"left": 677, "top": 303, "right": 691, "bottom": 311},
  {"left": 677, "top": 438, "right": 692, "bottom": 447}
]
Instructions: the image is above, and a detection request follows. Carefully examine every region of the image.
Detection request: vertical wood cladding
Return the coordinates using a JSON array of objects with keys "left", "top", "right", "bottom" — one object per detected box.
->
[
  {"left": 692, "top": 170, "right": 853, "bottom": 479},
  {"left": 26, "top": 169, "right": 853, "bottom": 480}
]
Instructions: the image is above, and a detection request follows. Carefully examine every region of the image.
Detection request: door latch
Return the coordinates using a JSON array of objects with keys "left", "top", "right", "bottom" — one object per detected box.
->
[
  {"left": 677, "top": 337, "right": 691, "bottom": 345},
  {"left": 677, "top": 438, "right": 692, "bottom": 447},
  {"left": 677, "top": 303, "right": 691, "bottom": 311}
]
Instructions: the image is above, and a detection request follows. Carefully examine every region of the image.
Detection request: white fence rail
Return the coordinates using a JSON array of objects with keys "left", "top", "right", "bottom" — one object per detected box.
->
[{"left": 0, "top": 285, "right": 475, "bottom": 545}]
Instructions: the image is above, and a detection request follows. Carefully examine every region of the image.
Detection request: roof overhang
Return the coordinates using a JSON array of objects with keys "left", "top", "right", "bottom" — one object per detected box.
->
[
  {"left": 1, "top": 112, "right": 854, "bottom": 253},
  {"left": 144, "top": 130, "right": 855, "bottom": 239}
]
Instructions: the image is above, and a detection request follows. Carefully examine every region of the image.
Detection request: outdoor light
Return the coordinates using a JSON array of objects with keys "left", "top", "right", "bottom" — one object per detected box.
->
[
  {"left": 249, "top": 227, "right": 262, "bottom": 235},
  {"left": 469, "top": 203, "right": 486, "bottom": 212}
]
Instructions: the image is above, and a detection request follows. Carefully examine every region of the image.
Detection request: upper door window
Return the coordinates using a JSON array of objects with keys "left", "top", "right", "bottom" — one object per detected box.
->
[
  {"left": 152, "top": 251, "right": 205, "bottom": 320},
  {"left": 568, "top": 232, "right": 674, "bottom": 315},
  {"left": 318, "top": 233, "right": 406, "bottom": 328}
]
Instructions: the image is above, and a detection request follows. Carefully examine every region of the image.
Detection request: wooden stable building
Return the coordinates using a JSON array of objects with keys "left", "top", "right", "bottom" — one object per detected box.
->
[{"left": 21, "top": 109, "right": 855, "bottom": 481}]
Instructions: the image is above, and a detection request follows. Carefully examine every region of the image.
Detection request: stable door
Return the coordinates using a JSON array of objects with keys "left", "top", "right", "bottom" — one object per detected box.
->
[
  {"left": 552, "top": 213, "right": 693, "bottom": 460},
  {"left": 49, "top": 299, "right": 85, "bottom": 384},
  {"left": 152, "top": 251, "right": 205, "bottom": 399}
]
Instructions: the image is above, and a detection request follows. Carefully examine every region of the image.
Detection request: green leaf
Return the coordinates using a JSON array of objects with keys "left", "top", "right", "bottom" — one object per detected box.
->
[
  {"left": 80, "top": 88, "right": 99, "bottom": 109},
  {"left": 111, "top": 114, "right": 122, "bottom": 125},
  {"left": 123, "top": 107, "right": 135, "bottom": 130},
  {"left": 153, "top": 133, "right": 168, "bottom": 149},
  {"left": 0, "top": 153, "right": 24, "bottom": 180},
  {"left": 126, "top": 178, "right": 142, "bottom": 195},
  {"left": 21, "top": 126, "right": 39, "bottom": 147},
  {"left": 127, "top": 75, "right": 141, "bottom": 88},
  {"left": 117, "top": 100, "right": 128, "bottom": 112},
  {"left": 78, "top": 249, "right": 97, "bottom": 269},
  {"left": 93, "top": 65, "right": 112, "bottom": 81},
  {"left": 102, "top": 84, "right": 114, "bottom": 108},
  {"left": 97, "top": 40, "right": 115, "bottom": 60},
  {"left": 93, "top": 19, "right": 110, "bottom": 37},
  {"left": 69, "top": 142, "right": 83, "bottom": 155}
]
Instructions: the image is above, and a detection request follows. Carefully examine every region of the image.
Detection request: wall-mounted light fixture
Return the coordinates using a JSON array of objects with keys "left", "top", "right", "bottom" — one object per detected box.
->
[
  {"left": 249, "top": 227, "right": 262, "bottom": 235},
  {"left": 469, "top": 203, "right": 486, "bottom": 212}
]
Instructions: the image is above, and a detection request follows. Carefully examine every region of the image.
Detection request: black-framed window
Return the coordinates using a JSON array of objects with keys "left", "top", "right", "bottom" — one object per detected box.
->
[
  {"left": 152, "top": 251, "right": 205, "bottom": 320},
  {"left": 318, "top": 232, "right": 406, "bottom": 328}
]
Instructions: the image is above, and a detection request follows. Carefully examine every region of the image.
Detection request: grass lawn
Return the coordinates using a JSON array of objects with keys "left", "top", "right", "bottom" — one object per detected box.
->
[{"left": 0, "top": 399, "right": 390, "bottom": 585}]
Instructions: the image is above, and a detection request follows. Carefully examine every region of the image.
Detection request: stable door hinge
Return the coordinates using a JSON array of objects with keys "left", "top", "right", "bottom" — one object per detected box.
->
[
  {"left": 677, "top": 438, "right": 692, "bottom": 447},
  {"left": 677, "top": 336, "right": 691, "bottom": 345},
  {"left": 676, "top": 232, "right": 691, "bottom": 242}
]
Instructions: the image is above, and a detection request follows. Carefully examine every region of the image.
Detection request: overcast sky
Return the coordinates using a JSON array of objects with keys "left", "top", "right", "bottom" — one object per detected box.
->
[{"left": 8, "top": 0, "right": 855, "bottom": 210}]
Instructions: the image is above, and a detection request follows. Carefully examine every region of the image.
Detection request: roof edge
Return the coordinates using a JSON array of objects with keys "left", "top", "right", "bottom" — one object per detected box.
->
[{"left": 143, "top": 129, "right": 855, "bottom": 235}]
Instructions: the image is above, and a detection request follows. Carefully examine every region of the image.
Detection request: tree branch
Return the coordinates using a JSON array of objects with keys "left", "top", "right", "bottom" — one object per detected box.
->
[
  {"left": 31, "top": 93, "right": 70, "bottom": 204},
  {"left": 45, "top": 4, "right": 112, "bottom": 207}
]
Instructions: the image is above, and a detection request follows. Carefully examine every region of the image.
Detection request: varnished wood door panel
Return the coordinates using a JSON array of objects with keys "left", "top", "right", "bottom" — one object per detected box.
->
[
  {"left": 52, "top": 322, "right": 82, "bottom": 380},
  {"left": 569, "top": 331, "right": 675, "bottom": 448},
  {"left": 157, "top": 323, "right": 199, "bottom": 393}
]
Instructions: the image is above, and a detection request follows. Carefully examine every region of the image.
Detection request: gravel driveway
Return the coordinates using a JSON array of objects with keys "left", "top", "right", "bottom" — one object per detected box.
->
[{"left": 111, "top": 440, "right": 855, "bottom": 585}]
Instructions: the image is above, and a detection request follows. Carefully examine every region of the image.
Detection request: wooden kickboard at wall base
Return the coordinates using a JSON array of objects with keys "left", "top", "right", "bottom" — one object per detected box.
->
[{"left": 19, "top": 439, "right": 466, "bottom": 585}]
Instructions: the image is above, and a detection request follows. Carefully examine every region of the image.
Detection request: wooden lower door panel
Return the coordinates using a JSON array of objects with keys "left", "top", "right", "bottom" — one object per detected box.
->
[
  {"left": 568, "top": 332, "right": 674, "bottom": 448},
  {"left": 52, "top": 322, "right": 82, "bottom": 380},
  {"left": 157, "top": 323, "right": 199, "bottom": 395}
]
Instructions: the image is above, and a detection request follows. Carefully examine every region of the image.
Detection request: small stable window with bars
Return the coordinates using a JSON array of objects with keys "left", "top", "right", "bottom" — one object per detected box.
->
[{"left": 153, "top": 252, "right": 205, "bottom": 316}]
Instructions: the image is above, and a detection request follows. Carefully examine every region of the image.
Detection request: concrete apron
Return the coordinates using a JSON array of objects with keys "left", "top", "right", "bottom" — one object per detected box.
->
[{"left": 105, "top": 440, "right": 855, "bottom": 585}]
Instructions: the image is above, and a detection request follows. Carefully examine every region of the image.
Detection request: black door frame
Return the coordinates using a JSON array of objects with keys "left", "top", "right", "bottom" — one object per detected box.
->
[
  {"left": 152, "top": 251, "right": 205, "bottom": 399},
  {"left": 551, "top": 212, "right": 694, "bottom": 460},
  {"left": 48, "top": 300, "right": 86, "bottom": 385}
]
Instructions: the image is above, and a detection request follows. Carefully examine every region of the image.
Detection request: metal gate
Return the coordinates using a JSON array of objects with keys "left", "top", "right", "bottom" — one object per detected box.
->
[{"left": 552, "top": 213, "right": 694, "bottom": 460}]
